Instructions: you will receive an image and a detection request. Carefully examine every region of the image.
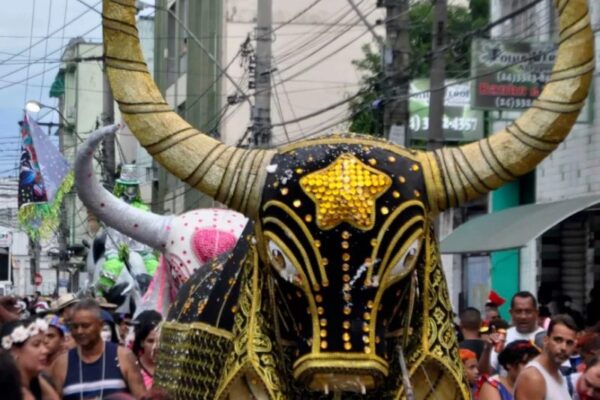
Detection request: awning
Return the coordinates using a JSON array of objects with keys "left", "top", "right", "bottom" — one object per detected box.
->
[{"left": 440, "top": 195, "right": 600, "bottom": 254}]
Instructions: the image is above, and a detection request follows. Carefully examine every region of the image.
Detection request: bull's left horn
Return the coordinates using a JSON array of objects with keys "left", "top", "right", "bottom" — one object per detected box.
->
[
  {"left": 422, "top": 0, "right": 594, "bottom": 212},
  {"left": 102, "top": 0, "right": 274, "bottom": 218}
]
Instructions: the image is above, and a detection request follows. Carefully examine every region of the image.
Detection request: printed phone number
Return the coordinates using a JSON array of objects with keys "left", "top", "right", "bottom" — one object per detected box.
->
[
  {"left": 495, "top": 97, "right": 534, "bottom": 109},
  {"left": 409, "top": 115, "right": 479, "bottom": 132}
]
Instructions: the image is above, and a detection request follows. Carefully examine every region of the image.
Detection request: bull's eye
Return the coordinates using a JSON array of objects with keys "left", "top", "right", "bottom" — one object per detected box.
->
[
  {"left": 268, "top": 241, "right": 301, "bottom": 286},
  {"left": 389, "top": 238, "right": 421, "bottom": 280}
]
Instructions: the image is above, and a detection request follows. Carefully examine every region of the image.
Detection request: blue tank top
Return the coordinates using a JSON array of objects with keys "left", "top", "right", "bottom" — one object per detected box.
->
[{"left": 63, "top": 342, "right": 128, "bottom": 400}]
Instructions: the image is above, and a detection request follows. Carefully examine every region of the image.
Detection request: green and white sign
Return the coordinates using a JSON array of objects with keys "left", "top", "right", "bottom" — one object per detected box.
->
[{"left": 409, "top": 79, "right": 484, "bottom": 142}]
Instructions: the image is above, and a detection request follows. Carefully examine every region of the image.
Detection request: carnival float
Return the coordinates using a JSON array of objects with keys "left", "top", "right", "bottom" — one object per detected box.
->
[{"left": 75, "top": 0, "right": 594, "bottom": 398}]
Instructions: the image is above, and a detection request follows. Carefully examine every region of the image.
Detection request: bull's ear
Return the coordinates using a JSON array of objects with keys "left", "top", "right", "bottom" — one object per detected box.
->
[
  {"left": 102, "top": 0, "right": 275, "bottom": 218},
  {"left": 422, "top": 0, "right": 594, "bottom": 212}
]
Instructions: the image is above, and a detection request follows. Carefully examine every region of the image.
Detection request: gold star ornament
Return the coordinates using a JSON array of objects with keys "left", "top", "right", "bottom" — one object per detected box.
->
[{"left": 300, "top": 153, "right": 392, "bottom": 230}]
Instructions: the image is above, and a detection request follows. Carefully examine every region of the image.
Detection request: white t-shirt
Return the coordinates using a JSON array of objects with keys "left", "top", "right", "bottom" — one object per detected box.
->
[{"left": 491, "top": 326, "right": 545, "bottom": 372}]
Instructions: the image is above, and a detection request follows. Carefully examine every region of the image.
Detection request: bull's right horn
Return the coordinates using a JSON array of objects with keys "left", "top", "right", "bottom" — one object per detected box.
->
[{"left": 102, "top": 0, "right": 275, "bottom": 219}]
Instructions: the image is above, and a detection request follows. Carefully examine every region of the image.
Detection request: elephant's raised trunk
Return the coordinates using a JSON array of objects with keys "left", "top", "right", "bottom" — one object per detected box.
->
[{"left": 75, "top": 126, "right": 171, "bottom": 250}]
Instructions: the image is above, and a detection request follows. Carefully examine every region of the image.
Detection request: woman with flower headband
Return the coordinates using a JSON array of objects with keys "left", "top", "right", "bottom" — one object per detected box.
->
[
  {"left": 0, "top": 317, "right": 60, "bottom": 400},
  {"left": 478, "top": 340, "right": 541, "bottom": 400}
]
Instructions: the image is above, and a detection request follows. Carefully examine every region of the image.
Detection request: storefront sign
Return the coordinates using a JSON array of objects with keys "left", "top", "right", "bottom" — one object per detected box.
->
[
  {"left": 471, "top": 39, "right": 555, "bottom": 110},
  {"left": 409, "top": 79, "right": 484, "bottom": 142}
]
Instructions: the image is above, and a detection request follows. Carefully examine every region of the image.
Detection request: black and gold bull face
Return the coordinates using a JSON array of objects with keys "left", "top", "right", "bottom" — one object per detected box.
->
[
  {"left": 259, "top": 138, "right": 428, "bottom": 390},
  {"left": 102, "top": 0, "right": 593, "bottom": 397}
]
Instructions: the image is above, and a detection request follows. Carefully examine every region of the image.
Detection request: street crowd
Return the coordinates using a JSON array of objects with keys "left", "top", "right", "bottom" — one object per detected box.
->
[
  {"left": 0, "top": 293, "right": 165, "bottom": 400},
  {"left": 3, "top": 290, "right": 600, "bottom": 399},
  {"left": 459, "top": 291, "right": 600, "bottom": 400}
]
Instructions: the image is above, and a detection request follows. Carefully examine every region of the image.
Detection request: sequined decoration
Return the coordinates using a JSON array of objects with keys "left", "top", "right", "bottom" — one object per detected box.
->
[{"left": 299, "top": 153, "right": 392, "bottom": 230}]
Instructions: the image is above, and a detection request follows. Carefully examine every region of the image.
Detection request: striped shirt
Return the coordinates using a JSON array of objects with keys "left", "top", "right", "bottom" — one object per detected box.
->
[{"left": 63, "top": 342, "right": 128, "bottom": 400}]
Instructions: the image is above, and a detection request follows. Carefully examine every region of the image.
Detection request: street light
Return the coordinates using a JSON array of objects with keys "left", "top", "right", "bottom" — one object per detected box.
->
[{"left": 25, "top": 100, "right": 71, "bottom": 127}]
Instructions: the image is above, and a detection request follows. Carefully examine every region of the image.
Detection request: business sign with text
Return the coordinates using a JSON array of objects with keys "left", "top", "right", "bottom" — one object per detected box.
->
[
  {"left": 409, "top": 79, "right": 484, "bottom": 142},
  {"left": 471, "top": 39, "right": 556, "bottom": 110}
]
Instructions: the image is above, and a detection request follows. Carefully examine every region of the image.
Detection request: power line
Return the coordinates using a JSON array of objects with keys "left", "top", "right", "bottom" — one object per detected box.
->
[
  {"left": 23, "top": 0, "right": 38, "bottom": 104},
  {"left": 0, "top": 1, "right": 101, "bottom": 68},
  {"left": 38, "top": 0, "right": 54, "bottom": 101}
]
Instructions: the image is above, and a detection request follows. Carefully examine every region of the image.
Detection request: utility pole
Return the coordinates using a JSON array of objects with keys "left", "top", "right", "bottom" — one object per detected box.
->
[
  {"left": 57, "top": 96, "right": 70, "bottom": 295},
  {"left": 101, "top": 72, "right": 116, "bottom": 190},
  {"left": 427, "top": 0, "right": 447, "bottom": 151},
  {"left": 251, "top": 0, "right": 272, "bottom": 147},
  {"left": 382, "top": 0, "right": 411, "bottom": 143}
]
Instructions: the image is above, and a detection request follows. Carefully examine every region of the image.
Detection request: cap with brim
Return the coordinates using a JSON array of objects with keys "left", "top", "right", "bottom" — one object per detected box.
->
[
  {"left": 96, "top": 297, "right": 118, "bottom": 310},
  {"left": 52, "top": 293, "right": 79, "bottom": 312}
]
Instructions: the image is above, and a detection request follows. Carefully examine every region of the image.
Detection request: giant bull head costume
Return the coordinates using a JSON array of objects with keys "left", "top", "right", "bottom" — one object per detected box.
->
[
  {"left": 75, "top": 128, "right": 248, "bottom": 316},
  {"left": 102, "top": 0, "right": 594, "bottom": 398}
]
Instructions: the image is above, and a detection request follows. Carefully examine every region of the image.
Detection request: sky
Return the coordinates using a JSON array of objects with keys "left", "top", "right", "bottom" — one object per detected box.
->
[{"left": 0, "top": 0, "right": 154, "bottom": 178}]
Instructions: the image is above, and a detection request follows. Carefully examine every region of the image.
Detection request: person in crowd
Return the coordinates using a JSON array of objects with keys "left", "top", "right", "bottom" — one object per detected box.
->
[
  {"left": 0, "top": 348, "right": 30, "bottom": 400},
  {"left": 480, "top": 319, "right": 510, "bottom": 375},
  {"left": 575, "top": 357, "right": 600, "bottom": 399},
  {"left": 114, "top": 313, "right": 132, "bottom": 345},
  {"left": 100, "top": 309, "right": 120, "bottom": 343},
  {"left": 514, "top": 314, "right": 578, "bottom": 400},
  {"left": 1, "top": 317, "right": 59, "bottom": 400},
  {"left": 50, "top": 299, "right": 146, "bottom": 399},
  {"left": 489, "top": 291, "right": 544, "bottom": 372},
  {"left": 478, "top": 340, "right": 541, "bottom": 400},
  {"left": 484, "top": 290, "right": 505, "bottom": 326},
  {"left": 132, "top": 310, "right": 163, "bottom": 389},
  {"left": 43, "top": 314, "right": 67, "bottom": 367},
  {"left": 578, "top": 332, "right": 600, "bottom": 372},
  {"left": 52, "top": 293, "right": 79, "bottom": 324},
  {"left": 460, "top": 348, "right": 479, "bottom": 397},
  {"left": 460, "top": 307, "right": 485, "bottom": 360}
]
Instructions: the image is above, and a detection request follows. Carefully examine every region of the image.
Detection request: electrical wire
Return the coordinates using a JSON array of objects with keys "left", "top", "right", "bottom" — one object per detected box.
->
[
  {"left": 23, "top": 0, "right": 38, "bottom": 104},
  {"left": 0, "top": 1, "right": 101, "bottom": 68},
  {"left": 38, "top": 0, "right": 54, "bottom": 101}
]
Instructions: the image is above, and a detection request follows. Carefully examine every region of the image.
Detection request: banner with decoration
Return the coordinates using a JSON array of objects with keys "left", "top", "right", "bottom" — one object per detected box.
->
[{"left": 18, "top": 113, "right": 72, "bottom": 239}]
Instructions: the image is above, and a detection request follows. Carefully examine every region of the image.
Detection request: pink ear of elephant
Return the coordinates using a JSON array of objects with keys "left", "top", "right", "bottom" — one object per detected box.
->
[{"left": 192, "top": 229, "right": 238, "bottom": 263}]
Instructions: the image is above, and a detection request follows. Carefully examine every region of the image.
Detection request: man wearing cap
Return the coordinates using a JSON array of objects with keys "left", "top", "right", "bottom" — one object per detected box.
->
[
  {"left": 484, "top": 290, "right": 505, "bottom": 326},
  {"left": 53, "top": 293, "right": 80, "bottom": 324}
]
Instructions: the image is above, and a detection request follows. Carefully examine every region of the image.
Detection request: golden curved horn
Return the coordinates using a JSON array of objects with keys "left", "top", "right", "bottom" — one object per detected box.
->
[
  {"left": 102, "top": 0, "right": 274, "bottom": 218},
  {"left": 422, "top": 0, "right": 594, "bottom": 212}
]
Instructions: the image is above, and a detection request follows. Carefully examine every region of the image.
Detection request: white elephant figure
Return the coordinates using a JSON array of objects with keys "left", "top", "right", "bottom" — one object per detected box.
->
[{"left": 75, "top": 126, "right": 248, "bottom": 315}]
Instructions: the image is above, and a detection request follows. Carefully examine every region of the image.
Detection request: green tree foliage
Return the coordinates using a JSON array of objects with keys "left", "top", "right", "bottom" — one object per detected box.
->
[{"left": 349, "top": 0, "right": 489, "bottom": 136}]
